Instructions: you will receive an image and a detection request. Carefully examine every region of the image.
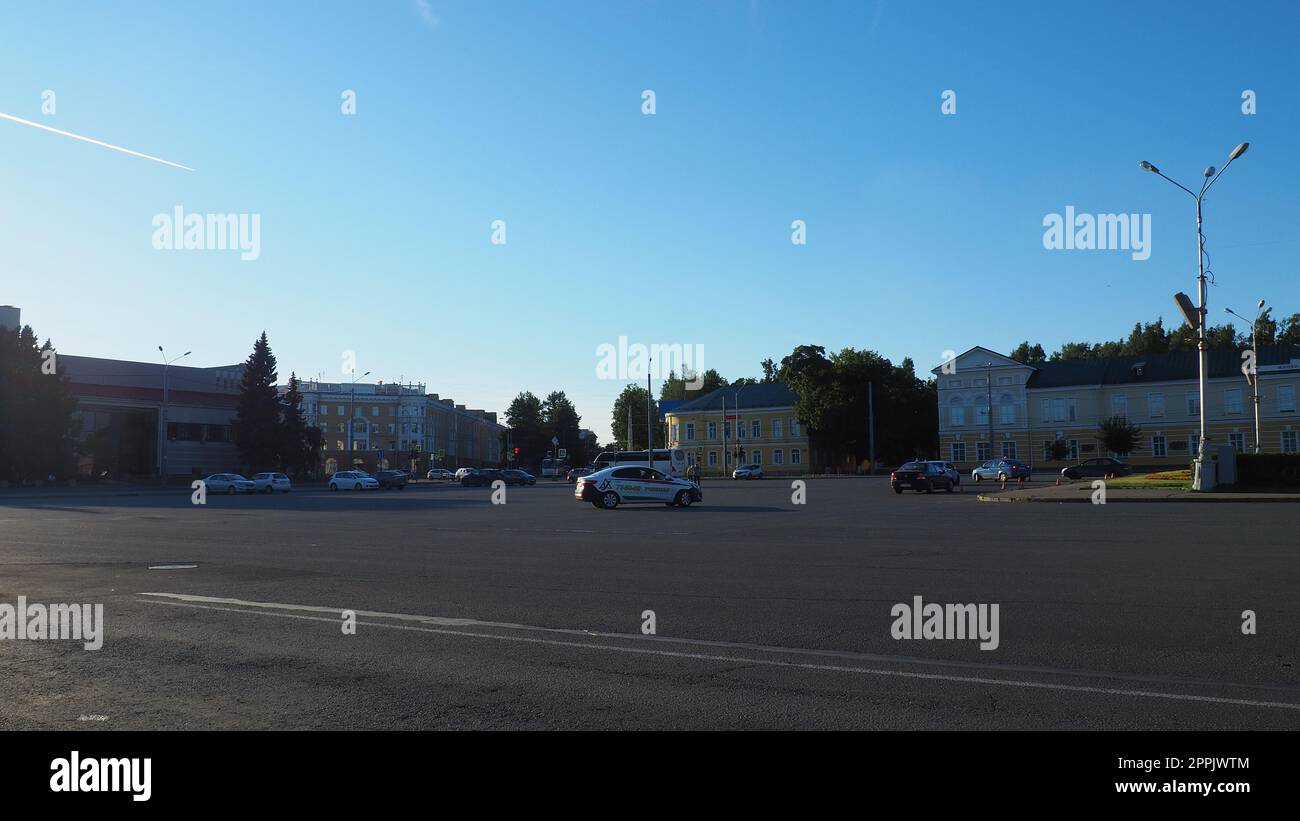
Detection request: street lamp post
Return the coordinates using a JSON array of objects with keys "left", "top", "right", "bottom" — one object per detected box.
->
[
  {"left": 158, "top": 346, "right": 190, "bottom": 485},
  {"left": 1226, "top": 301, "right": 1270, "bottom": 454},
  {"left": 349, "top": 369, "right": 371, "bottom": 470},
  {"left": 985, "top": 361, "right": 995, "bottom": 462},
  {"left": 732, "top": 384, "right": 748, "bottom": 473},
  {"left": 1140, "top": 142, "right": 1249, "bottom": 489}
]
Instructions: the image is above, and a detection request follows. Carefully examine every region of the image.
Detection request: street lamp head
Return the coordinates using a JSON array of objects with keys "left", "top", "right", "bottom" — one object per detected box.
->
[
  {"left": 1258, "top": 298, "right": 1267, "bottom": 309},
  {"left": 1203, "top": 166, "right": 1215, "bottom": 178},
  {"left": 158, "top": 345, "right": 164, "bottom": 352},
  {"left": 1139, "top": 160, "right": 1159, "bottom": 173},
  {"left": 1229, "top": 142, "right": 1249, "bottom": 161}
]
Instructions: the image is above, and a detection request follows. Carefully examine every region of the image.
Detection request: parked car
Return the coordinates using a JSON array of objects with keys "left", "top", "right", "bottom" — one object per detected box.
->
[
  {"left": 575, "top": 465, "right": 702, "bottom": 509},
  {"left": 375, "top": 470, "right": 408, "bottom": 489},
  {"left": 426, "top": 468, "right": 454, "bottom": 481},
  {"left": 329, "top": 470, "right": 379, "bottom": 491},
  {"left": 927, "top": 461, "right": 961, "bottom": 487},
  {"left": 461, "top": 469, "right": 502, "bottom": 487},
  {"left": 731, "top": 464, "right": 764, "bottom": 480},
  {"left": 971, "top": 459, "right": 1032, "bottom": 483},
  {"left": 1061, "top": 457, "right": 1132, "bottom": 481},
  {"left": 249, "top": 472, "right": 291, "bottom": 493},
  {"left": 890, "top": 461, "right": 954, "bottom": 494},
  {"left": 201, "top": 473, "right": 256, "bottom": 495},
  {"left": 566, "top": 467, "right": 594, "bottom": 483},
  {"left": 502, "top": 469, "right": 536, "bottom": 486}
]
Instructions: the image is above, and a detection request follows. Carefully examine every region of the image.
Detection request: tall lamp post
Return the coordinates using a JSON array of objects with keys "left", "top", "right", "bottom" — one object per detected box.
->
[
  {"left": 731, "top": 384, "right": 748, "bottom": 473},
  {"left": 349, "top": 369, "right": 371, "bottom": 469},
  {"left": 158, "top": 346, "right": 190, "bottom": 485},
  {"left": 1226, "top": 300, "right": 1270, "bottom": 454},
  {"left": 985, "top": 361, "right": 995, "bottom": 462},
  {"left": 1140, "top": 142, "right": 1249, "bottom": 489}
]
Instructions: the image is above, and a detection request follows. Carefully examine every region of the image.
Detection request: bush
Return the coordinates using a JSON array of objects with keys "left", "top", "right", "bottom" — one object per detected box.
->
[{"left": 1236, "top": 454, "right": 1300, "bottom": 488}]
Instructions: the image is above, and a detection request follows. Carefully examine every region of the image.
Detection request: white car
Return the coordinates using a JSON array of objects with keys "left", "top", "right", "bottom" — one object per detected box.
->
[
  {"left": 454, "top": 468, "right": 477, "bottom": 481},
  {"left": 575, "top": 465, "right": 702, "bottom": 509},
  {"left": 201, "top": 473, "right": 256, "bottom": 494},
  {"left": 426, "top": 468, "right": 454, "bottom": 481},
  {"left": 731, "top": 464, "right": 763, "bottom": 480},
  {"left": 329, "top": 470, "right": 379, "bottom": 491},
  {"left": 250, "top": 472, "right": 292, "bottom": 493}
]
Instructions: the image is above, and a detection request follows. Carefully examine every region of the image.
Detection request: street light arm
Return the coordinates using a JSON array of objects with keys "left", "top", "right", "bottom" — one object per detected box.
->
[{"left": 1151, "top": 168, "right": 1199, "bottom": 199}]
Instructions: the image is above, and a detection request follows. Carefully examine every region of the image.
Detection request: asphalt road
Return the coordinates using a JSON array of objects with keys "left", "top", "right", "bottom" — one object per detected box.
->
[{"left": 2, "top": 478, "right": 1298, "bottom": 730}]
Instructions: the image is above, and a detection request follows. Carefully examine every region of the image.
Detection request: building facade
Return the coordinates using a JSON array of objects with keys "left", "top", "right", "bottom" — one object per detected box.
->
[
  {"left": 294, "top": 380, "right": 505, "bottom": 475},
  {"left": 933, "top": 345, "right": 1300, "bottom": 471},
  {"left": 663, "top": 383, "right": 810, "bottom": 476}
]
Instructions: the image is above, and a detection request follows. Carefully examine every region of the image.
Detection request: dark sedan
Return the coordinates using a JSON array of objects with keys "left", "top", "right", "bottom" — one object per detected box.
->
[
  {"left": 502, "top": 469, "right": 536, "bottom": 486},
  {"left": 890, "top": 461, "right": 955, "bottom": 494},
  {"left": 375, "top": 470, "right": 408, "bottom": 489},
  {"left": 461, "top": 469, "right": 503, "bottom": 487},
  {"left": 1061, "top": 457, "right": 1132, "bottom": 480}
]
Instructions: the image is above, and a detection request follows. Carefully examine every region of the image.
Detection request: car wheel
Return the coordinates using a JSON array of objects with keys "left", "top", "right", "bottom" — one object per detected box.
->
[
  {"left": 973, "top": 474, "right": 982, "bottom": 482},
  {"left": 600, "top": 491, "right": 620, "bottom": 509},
  {"left": 264, "top": 485, "right": 273, "bottom": 494},
  {"left": 893, "top": 486, "right": 903, "bottom": 494},
  {"left": 945, "top": 481, "right": 953, "bottom": 493},
  {"left": 591, "top": 502, "right": 603, "bottom": 509},
  {"left": 330, "top": 483, "right": 337, "bottom": 491},
  {"left": 354, "top": 483, "right": 362, "bottom": 491},
  {"left": 227, "top": 486, "right": 236, "bottom": 495},
  {"left": 674, "top": 490, "right": 692, "bottom": 507},
  {"left": 998, "top": 473, "right": 1008, "bottom": 482}
]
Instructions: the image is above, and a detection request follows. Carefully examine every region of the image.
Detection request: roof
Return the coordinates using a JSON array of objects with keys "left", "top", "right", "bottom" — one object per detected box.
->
[
  {"left": 670, "top": 382, "right": 798, "bottom": 413},
  {"left": 1027, "top": 344, "right": 1300, "bottom": 389},
  {"left": 59, "top": 355, "right": 245, "bottom": 394}
]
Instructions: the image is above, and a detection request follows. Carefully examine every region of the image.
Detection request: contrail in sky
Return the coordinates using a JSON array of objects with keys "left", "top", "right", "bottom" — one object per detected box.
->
[{"left": 0, "top": 111, "right": 194, "bottom": 171}]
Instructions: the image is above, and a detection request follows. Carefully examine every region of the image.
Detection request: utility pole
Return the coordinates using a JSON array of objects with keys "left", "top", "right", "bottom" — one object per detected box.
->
[
  {"left": 721, "top": 392, "right": 727, "bottom": 478},
  {"left": 647, "top": 362, "right": 654, "bottom": 468},
  {"left": 986, "top": 362, "right": 995, "bottom": 461},
  {"left": 158, "top": 347, "right": 190, "bottom": 485},
  {"left": 868, "top": 380, "right": 875, "bottom": 474}
]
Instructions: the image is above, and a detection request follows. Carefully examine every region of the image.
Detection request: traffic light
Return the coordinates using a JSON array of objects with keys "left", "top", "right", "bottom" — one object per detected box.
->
[{"left": 513, "top": 447, "right": 520, "bottom": 456}]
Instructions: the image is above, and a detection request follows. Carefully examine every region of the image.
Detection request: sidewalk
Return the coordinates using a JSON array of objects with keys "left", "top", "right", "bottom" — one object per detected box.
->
[{"left": 977, "top": 481, "right": 1300, "bottom": 503}]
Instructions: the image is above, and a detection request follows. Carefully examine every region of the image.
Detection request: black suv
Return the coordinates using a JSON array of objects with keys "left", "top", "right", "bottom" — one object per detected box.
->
[{"left": 890, "top": 461, "right": 955, "bottom": 494}]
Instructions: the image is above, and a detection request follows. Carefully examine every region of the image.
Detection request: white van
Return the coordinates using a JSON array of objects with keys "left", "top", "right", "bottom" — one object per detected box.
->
[{"left": 590, "top": 449, "right": 687, "bottom": 478}]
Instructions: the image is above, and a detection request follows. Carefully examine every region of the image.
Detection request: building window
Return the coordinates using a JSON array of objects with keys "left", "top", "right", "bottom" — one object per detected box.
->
[
  {"left": 337, "top": 405, "right": 345, "bottom": 415},
  {"left": 976, "top": 442, "right": 991, "bottom": 461},
  {"left": 1185, "top": 392, "right": 1199, "bottom": 417},
  {"left": 1001, "top": 441, "right": 1017, "bottom": 459},
  {"left": 751, "top": 420, "right": 760, "bottom": 438},
  {"left": 772, "top": 419, "right": 783, "bottom": 438},
  {"left": 371, "top": 406, "right": 379, "bottom": 417},
  {"left": 708, "top": 451, "right": 717, "bottom": 466},
  {"left": 736, "top": 420, "right": 744, "bottom": 439},
  {"left": 1148, "top": 393, "right": 1165, "bottom": 418},
  {"left": 791, "top": 448, "right": 801, "bottom": 464},
  {"left": 686, "top": 423, "right": 695, "bottom": 441},
  {"left": 1224, "top": 389, "right": 1243, "bottom": 415},
  {"left": 1229, "top": 431, "right": 1245, "bottom": 453},
  {"left": 773, "top": 449, "right": 784, "bottom": 465},
  {"left": 1279, "top": 385, "right": 1296, "bottom": 413},
  {"left": 1283, "top": 430, "right": 1299, "bottom": 453},
  {"left": 1151, "top": 434, "right": 1167, "bottom": 458},
  {"left": 752, "top": 449, "right": 762, "bottom": 465},
  {"left": 950, "top": 442, "right": 966, "bottom": 462},
  {"left": 790, "top": 419, "right": 800, "bottom": 437},
  {"left": 1110, "top": 394, "right": 1127, "bottom": 423},
  {"left": 999, "top": 395, "right": 1015, "bottom": 425},
  {"left": 950, "top": 398, "right": 966, "bottom": 427},
  {"left": 707, "top": 422, "right": 717, "bottom": 440},
  {"left": 671, "top": 424, "right": 679, "bottom": 442},
  {"left": 975, "top": 404, "right": 990, "bottom": 426},
  {"left": 1068, "top": 439, "right": 1079, "bottom": 461}
]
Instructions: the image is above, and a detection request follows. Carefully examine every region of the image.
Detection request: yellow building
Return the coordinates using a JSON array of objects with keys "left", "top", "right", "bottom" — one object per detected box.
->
[
  {"left": 932, "top": 345, "right": 1300, "bottom": 472},
  {"left": 664, "top": 383, "right": 810, "bottom": 476}
]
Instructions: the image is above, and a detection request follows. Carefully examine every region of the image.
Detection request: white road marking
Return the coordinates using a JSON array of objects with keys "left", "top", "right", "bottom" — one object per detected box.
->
[
  {"left": 0, "top": 111, "right": 194, "bottom": 170},
  {"left": 137, "top": 593, "right": 1300, "bottom": 711},
  {"left": 148, "top": 565, "right": 198, "bottom": 570}
]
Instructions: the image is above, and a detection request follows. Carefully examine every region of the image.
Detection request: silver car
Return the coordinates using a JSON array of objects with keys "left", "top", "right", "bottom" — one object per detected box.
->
[
  {"left": 250, "top": 472, "right": 292, "bottom": 493},
  {"left": 201, "top": 473, "right": 256, "bottom": 494},
  {"left": 926, "top": 461, "right": 961, "bottom": 488},
  {"left": 731, "top": 464, "right": 763, "bottom": 480}
]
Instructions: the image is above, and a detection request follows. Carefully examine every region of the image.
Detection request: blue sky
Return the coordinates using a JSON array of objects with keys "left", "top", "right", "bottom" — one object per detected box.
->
[{"left": 2, "top": 0, "right": 1297, "bottom": 442}]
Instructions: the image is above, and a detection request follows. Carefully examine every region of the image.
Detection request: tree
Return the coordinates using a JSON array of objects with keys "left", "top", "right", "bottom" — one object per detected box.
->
[
  {"left": 506, "top": 391, "right": 546, "bottom": 465},
  {"left": 1098, "top": 416, "right": 1142, "bottom": 457},
  {"left": 232, "top": 332, "right": 282, "bottom": 472},
  {"left": 0, "top": 323, "right": 78, "bottom": 481},
  {"left": 1277, "top": 313, "right": 1300, "bottom": 347},
  {"left": 760, "top": 357, "right": 778, "bottom": 382},
  {"left": 541, "top": 390, "right": 586, "bottom": 466},
  {"left": 659, "top": 368, "right": 728, "bottom": 401},
  {"left": 278, "top": 373, "right": 313, "bottom": 475},
  {"left": 1009, "top": 342, "right": 1046, "bottom": 364},
  {"left": 611, "top": 384, "right": 663, "bottom": 450}
]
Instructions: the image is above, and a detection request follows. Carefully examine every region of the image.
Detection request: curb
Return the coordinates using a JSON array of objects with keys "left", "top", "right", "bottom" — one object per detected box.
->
[{"left": 977, "top": 493, "right": 1300, "bottom": 504}]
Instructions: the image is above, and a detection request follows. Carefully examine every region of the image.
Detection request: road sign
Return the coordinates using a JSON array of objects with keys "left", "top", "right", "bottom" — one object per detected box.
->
[
  {"left": 551, "top": 436, "right": 559, "bottom": 447},
  {"left": 557, "top": 448, "right": 567, "bottom": 459}
]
